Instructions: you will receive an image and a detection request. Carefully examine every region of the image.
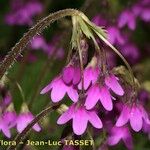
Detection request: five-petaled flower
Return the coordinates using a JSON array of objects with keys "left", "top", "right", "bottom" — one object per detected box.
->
[
  {"left": 116, "top": 103, "right": 150, "bottom": 132},
  {"left": 57, "top": 104, "right": 102, "bottom": 135}
]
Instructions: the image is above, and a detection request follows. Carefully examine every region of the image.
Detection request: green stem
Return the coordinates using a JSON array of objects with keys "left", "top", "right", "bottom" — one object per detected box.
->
[{"left": 0, "top": 9, "right": 84, "bottom": 79}]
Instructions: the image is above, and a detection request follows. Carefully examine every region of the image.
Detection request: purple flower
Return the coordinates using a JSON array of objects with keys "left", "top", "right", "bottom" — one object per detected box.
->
[
  {"left": 30, "top": 35, "right": 64, "bottom": 59},
  {"left": 63, "top": 145, "right": 78, "bottom": 150},
  {"left": 143, "top": 119, "right": 150, "bottom": 133},
  {"left": 85, "top": 84, "right": 113, "bottom": 111},
  {"left": 140, "top": 8, "right": 150, "bottom": 22},
  {"left": 16, "top": 112, "right": 41, "bottom": 133},
  {"left": 120, "top": 43, "right": 140, "bottom": 64},
  {"left": 40, "top": 76, "right": 78, "bottom": 103},
  {"left": 107, "top": 126, "right": 133, "bottom": 150},
  {"left": 5, "top": 0, "right": 43, "bottom": 26},
  {"left": 118, "top": 10, "right": 136, "bottom": 30},
  {"left": 78, "top": 66, "right": 99, "bottom": 90},
  {"left": 0, "top": 111, "right": 16, "bottom": 138},
  {"left": 0, "top": 92, "right": 11, "bottom": 109},
  {"left": 107, "top": 26, "right": 125, "bottom": 45},
  {"left": 116, "top": 103, "right": 150, "bottom": 132},
  {"left": 30, "top": 36, "right": 47, "bottom": 50},
  {"left": 105, "top": 74, "right": 124, "bottom": 96},
  {"left": 132, "top": 4, "right": 143, "bottom": 16},
  {"left": 62, "top": 65, "right": 81, "bottom": 85},
  {"left": 85, "top": 74, "right": 124, "bottom": 110},
  {"left": 92, "top": 15, "right": 107, "bottom": 26},
  {"left": 57, "top": 104, "right": 102, "bottom": 135}
]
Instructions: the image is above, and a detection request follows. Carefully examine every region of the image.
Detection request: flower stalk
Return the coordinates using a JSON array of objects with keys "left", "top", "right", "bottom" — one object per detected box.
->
[
  {"left": 6, "top": 103, "right": 60, "bottom": 150},
  {"left": 0, "top": 9, "right": 83, "bottom": 79}
]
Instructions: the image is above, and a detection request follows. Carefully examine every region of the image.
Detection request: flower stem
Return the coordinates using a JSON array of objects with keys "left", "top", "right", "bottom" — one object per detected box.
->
[
  {"left": 6, "top": 103, "right": 60, "bottom": 150},
  {"left": 0, "top": 9, "right": 83, "bottom": 79}
]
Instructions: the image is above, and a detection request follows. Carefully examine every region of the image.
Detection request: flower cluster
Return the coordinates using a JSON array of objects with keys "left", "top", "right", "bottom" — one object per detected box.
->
[
  {"left": 40, "top": 10, "right": 150, "bottom": 150},
  {"left": 41, "top": 49, "right": 126, "bottom": 136},
  {"left": 0, "top": 87, "right": 41, "bottom": 138},
  {"left": 91, "top": 0, "right": 150, "bottom": 65}
]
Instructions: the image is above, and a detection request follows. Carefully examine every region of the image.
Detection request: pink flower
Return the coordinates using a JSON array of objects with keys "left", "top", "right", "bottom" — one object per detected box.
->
[
  {"left": 92, "top": 15, "right": 107, "bottom": 26},
  {"left": 0, "top": 111, "right": 17, "bottom": 138},
  {"left": 118, "top": 10, "right": 136, "bottom": 30},
  {"left": 85, "top": 84, "right": 113, "bottom": 111},
  {"left": 140, "top": 8, "right": 150, "bottom": 22},
  {"left": 107, "top": 26, "right": 125, "bottom": 45},
  {"left": 30, "top": 35, "right": 47, "bottom": 50},
  {"left": 40, "top": 76, "right": 78, "bottom": 103},
  {"left": 120, "top": 43, "right": 140, "bottom": 64},
  {"left": 107, "top": 126, "right": 133, "bottom": 150},
  {"left": 57, "top": 104, "right": 102, "bottom": 135},
  {"left": 105, "top": 74, "right": 124, "bottom": 96},
  {"left": 16, "top": 112, "right": 41, "bottom": 133},
  {"left": 5, "top": 0, "right": 43, "bottom": 26},
  {"left": 85, "top": 74, "right": 124, "bottom": 110},
  {"left": 78, "top": 66, "right": 99, "bottom": 90},
  {"left": 116, "top": 103, "right": 150, "bottom": 132},
  {"left": 62, "top": 65, "right": 81, "bottom": 85}
]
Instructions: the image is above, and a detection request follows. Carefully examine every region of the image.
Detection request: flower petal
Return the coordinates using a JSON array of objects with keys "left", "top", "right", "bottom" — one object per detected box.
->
[
  {"left": 57, "top": 105, "right": 74, "bottom": 124},
  {"left": 116, "top": 105, "right": 130, "bottom": 127},
  {"left": 130, "top": 107, "right": 143, "bottom": 132},
  {"left": 73, "top": 67, "right": 81, "bottom": 85},
  {"left": 62, "top": 66, "right": 74, "bottom": 84},
  {"left": 105, "top": 74, "right": 124, "bottom": 96},
  {"left": 85, "top": 85, "right": 100, "bottom": 110},
  {"left": 33, "top": 124, "right": 41, "bottom": 132},
  {"left": 107, "top": 135, "right": 121, "bottom": 146},
  {"left": 99, "top": 86, "right": 113, "bottom": 111},
  {"left": 51, "top": 78, "right": 67, "bottom": 102},
  {"left": 88, "top": 111, "right": 103, "bottom": 129},
  {"left": 73, "top": 107, "right": 88, "bottom": 135},
  {"left": 40, "top": 82, "right": 52, "bottom": 94},
  {"left": 67, "top": 86, "right": 79, "bottom": 102},
  {"left": 139, "top": 105, "right": 150, "bottom": 125},
  {"left": 2, "top": 126, "right": 11, "bottom": 138}
]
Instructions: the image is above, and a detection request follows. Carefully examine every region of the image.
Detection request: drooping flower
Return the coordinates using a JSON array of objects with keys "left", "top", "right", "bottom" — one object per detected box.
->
[
  {"left": 85, "top": 84, "right": 113, "bottom": 111},
  {"left": 85, "top": 74, "right": 124, "bottom": 110},
  {"left": 107, "top": 26, "right": 125, "bottom": 45},
  {"left": 0, "top": 88, "right": 11, "bottom": 109},
  {"left": 92, "top": 15, "right": 107, "bottom": 26},
  {"left": 105, "top": 74, "right": 124, "bottom": 96},
  {"left": 16, "top": 103, "right": 41, "bottom": 133},
  {"left": 78, "top": 66, "right": 99, "bottom": 90},
  {"left": 78, "top": 57, "right": 100, "bottom": 90},
  {"left": 140, "top": 8, "right": 150, "bottom": 22},
  {"left": 16, "top": 112, "right": 41, "bottom": 133},
  {"left": 107, "top": 126, "right": 133, "bottom": 150},
  {"left": 57, "top": 104, "right": 102, "bottom": 135},
  {"left": 30, "top": 35, "right": 64, "bottom": 59},
  {"left": 118, "top": 10, "right": 136, "bottom": 30},
  {"left": 0, "top": 111, "right": 17, "bottom": 138},
  {"left": 62, "top": 65, "right": 81, "bottom": 85},
  {"left": 40, "top": 76, "right": 79, "bottom": 103},
  {"left": 30, "top": 35, "right": 48, "bottom": 51},
  {"left": 120, "top": 43, "right": 140, "bottom": 64},
  {"left": 116, "top": 103, "right": 150, "bottom": 132}
]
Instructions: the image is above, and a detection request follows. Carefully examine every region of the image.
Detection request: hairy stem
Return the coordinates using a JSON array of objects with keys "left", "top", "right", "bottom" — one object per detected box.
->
[
  {"left": 7, "top": 103, "right": 60, "bottom": 150},
  {"left": 0, "top": 9, "right": 83, "bottom": 79}
]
